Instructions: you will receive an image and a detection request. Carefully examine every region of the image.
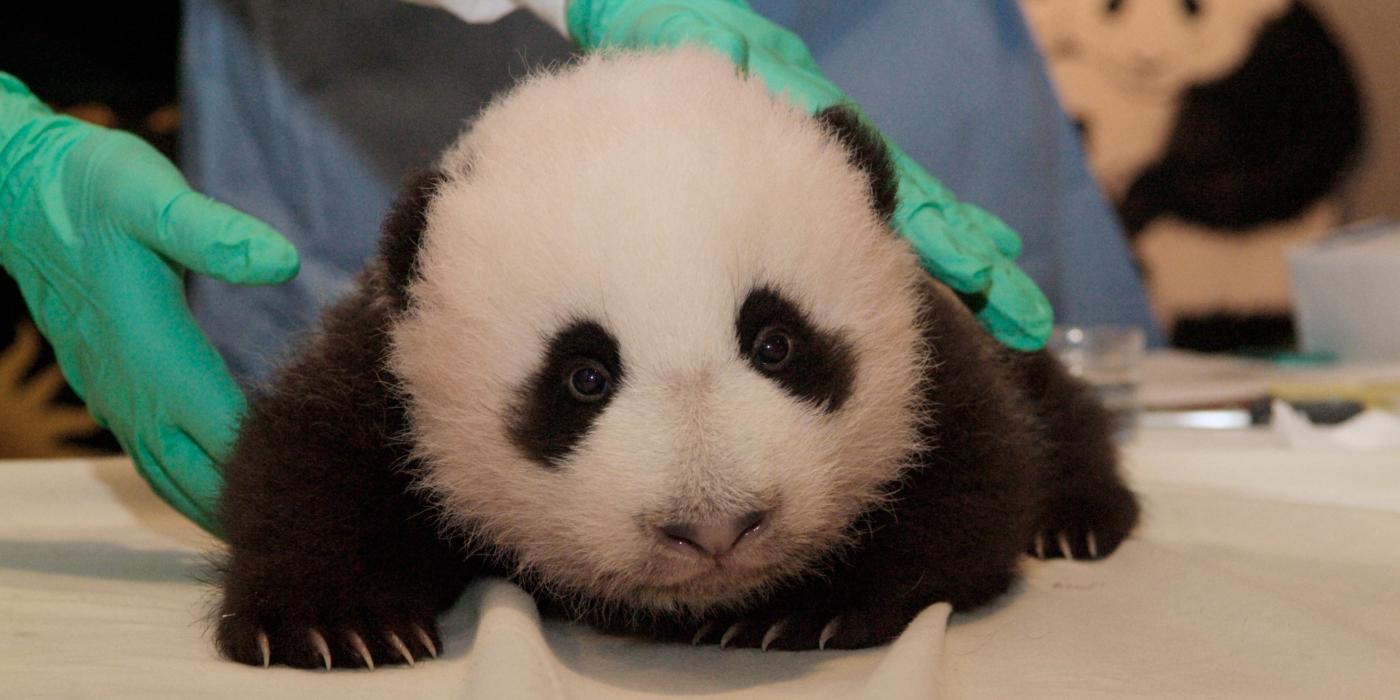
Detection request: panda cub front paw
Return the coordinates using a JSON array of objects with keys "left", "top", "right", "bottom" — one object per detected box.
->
[
  {"left": 215, "top": 596, "right": 441, "bottom": 670},
  {"left": 1030, "top": 483, "right": 1140, "bottom": 561}
]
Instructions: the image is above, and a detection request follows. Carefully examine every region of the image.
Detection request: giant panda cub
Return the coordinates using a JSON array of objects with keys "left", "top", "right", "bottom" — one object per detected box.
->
[{"left": 214, "top": 49, "right": 1139, "bottom": 670}]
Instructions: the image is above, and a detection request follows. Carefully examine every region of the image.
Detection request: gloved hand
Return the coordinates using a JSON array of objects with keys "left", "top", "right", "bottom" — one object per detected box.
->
[
  {"left": 0, "top": 73, "right": 299, "bottom": 536},
  {"left": 567, "top": 0, "right": 1054, "bottom": 350}
]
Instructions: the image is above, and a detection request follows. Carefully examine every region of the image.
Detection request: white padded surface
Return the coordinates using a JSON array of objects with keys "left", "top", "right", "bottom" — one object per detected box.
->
[{"left": 3, "top": 431, "right": 1398, "bottom": 698}]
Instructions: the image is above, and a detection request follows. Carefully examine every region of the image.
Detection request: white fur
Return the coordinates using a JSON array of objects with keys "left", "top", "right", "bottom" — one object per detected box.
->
[{"left": 390, "top": 50, "right": 929, "bottom": 616}]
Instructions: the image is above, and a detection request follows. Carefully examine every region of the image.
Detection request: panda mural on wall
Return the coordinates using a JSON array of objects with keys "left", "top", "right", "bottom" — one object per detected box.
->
[{"left": 1020, "top": 0, "right": 1364, "bottom": 351}]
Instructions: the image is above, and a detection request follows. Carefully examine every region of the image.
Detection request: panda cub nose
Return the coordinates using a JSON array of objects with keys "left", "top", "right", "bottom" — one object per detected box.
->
[{"left": 659, "top": 510, "right": 769, "bottom": 557}]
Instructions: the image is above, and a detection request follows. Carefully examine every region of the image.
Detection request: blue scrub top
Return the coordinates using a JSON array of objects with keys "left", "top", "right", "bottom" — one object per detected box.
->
[{"left": 182, "top": 0, "right": 1155, "bottom": 384}]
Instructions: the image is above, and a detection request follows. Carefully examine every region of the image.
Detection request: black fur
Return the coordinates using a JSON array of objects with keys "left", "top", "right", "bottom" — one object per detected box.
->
[
  {"left": 735, "top": 286, "right": 856, "bottom": 413},
  {"left": 1117, "top": 1, "right": 1363, "bottom": 236},
  {"left": 213, "top": 268, "right": 475, "bottom": 669},
  {"left": 508, "top": 320, "right": 626, "bottom": 466},
  {"left": 815, "top": 105, "right": 898, "bottom": 222},
  {"left": 379, "top": 169, "right": 447, "bottom": 310},
  {"left": 214, "top": 109, "right": 1138, "bottom": 669}
]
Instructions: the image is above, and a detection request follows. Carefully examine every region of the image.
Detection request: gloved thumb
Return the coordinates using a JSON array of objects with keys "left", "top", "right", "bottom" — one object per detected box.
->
[{"left": 135, "top": 190, "right": 300, "bottom": 285}]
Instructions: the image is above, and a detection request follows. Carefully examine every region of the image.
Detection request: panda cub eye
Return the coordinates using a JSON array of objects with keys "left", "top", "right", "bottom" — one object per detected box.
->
[
  {"left": 736, "top": 287, "right": 855, "bottom": 413},
  {"left": 751, "top": 326, "right": 794, "bottom": 371},
  {"left": 566, "top": 360, "right": 612, "bottom": 402},
  {"left": 508, "top": 320, "right": 623, "bottom": 466}
]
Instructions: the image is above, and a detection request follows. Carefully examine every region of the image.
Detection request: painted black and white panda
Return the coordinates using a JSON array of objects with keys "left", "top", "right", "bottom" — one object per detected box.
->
[
  {"left": 213, "top": 49, "right": 1139, "bottom": 670},
  {"left": 1022, "top": 0, "right": 1364, "bottom": 350}
]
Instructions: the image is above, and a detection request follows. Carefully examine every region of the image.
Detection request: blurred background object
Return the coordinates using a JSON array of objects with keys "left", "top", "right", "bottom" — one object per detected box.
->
[
  {"left": 1289, "top": 220, "right": 1400, "bottom": 361},
  {"left": 1019, "top": 0, "right": 1388, "bottom": 353},
  {"left": 1048, "top": 325, "right": 1147, "bottom": 439},
  {"left": 1307, "top": 0, "right": 1400, "bottom": 222}
]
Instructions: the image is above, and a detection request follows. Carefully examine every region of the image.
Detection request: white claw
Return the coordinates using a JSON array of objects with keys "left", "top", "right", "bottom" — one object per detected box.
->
[
  {"left": 412, "top": 624, "right": 438, "bottom": 659},
  {"left": 1034, "top": 532, "right": 1046, "bottom": 559},
  {"left": 386, "top": 631, "right": 415, "bottom": 667},
  {"left": 256, "top": 630, "right": 271, "bottom": 669},
  {"left": 308, "top": 629, "right": 332, "bottom": 671},
  {"left": 346, "top": 630, "right": 375, "bottom": 670},
  {"left": 1058, "top": 531, "right": 1075, "bottom": 561},
  {"left": 719, "top": 622, "right": 744, "bottom": 649},
  {"left": 691, "top": 621, "right": 715, "bottom": 646},
  {"left": 760, "top": 620, "right": 788, "bottom": 652},
  {"left": 818, "top": 617, "right": 842, "bottom": 651},
  {"left": 1087, "top": 531, "right": 1100, "bottom": 559}
]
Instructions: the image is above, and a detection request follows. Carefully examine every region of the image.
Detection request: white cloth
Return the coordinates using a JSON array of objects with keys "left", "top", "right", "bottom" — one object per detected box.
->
[
  {"left": 403, "top": 0, "right": 570, "bottom": 35},
  {"left": 3, "top": 431, "right": 1399, "bottom": 697}
]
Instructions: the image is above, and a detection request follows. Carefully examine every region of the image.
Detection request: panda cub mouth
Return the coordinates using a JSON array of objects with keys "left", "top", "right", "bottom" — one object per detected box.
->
[{"left": 634, "top": 557, "right": 787, "bottom": 611}]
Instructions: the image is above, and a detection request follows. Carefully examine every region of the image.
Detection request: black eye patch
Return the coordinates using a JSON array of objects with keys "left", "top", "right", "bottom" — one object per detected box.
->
[
  {"left": 508, "top": 320, "right": 624, "bottom": 467},
  {"left": 735, "top": 287, "right": 856, "bottom": 413}
]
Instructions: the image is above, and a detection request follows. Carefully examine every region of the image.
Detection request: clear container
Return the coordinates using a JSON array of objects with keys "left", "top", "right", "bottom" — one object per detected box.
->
[{"left": 1048, "top": 326, "right": 1146, "bottom": 440}]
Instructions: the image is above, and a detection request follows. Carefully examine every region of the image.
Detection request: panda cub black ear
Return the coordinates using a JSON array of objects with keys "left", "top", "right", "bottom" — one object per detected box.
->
[
  {"left": 378, "top": 168, "right": 447, "bottom": 311},
  {"left": 815, "top": 105, "right": 898, "bottom": 223}
]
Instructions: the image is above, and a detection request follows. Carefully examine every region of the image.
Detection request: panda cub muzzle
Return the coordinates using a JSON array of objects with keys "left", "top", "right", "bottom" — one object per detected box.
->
[{"left": 212, "top": 49, "right": 1139, "bottom": 670}]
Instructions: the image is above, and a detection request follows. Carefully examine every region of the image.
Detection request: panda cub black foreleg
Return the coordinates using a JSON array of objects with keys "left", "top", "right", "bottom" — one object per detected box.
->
[
  {"left": 214, "top": 281, "right": 474, "bottom": 669},
  {"left": 1013, "top": 350, "right": 1140, "bottom": 561},
  {"left": 214, "top": 176, "right": 477, "bottom": 670}
]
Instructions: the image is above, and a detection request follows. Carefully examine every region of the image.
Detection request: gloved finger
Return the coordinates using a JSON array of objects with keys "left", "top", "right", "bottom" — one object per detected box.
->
[
  {"left": 167, "top": 351, "right": 247, "bottom": 466},
  {"left": 634, "top": 7, "right": 750, "bottom": 66},
  {"left": 137, "top": 190, "right": 300, "bottom": 286},
  {"left": 957, "top": 202, "right": 1023, "bottom": 260},
  {"left": 894, "top": 202, "right": 994, "bottom": 294},
  {"left": 891, "top": 147, "right": 1026, "bottom": 262},
  {"left": 888, "top": 159, "right": 996, "bottom": 293},
  {"left": 975, "top": 263, "right": 1054, "bottom": 351},
  {"left": 125, "top": 432, "right": 223, "bottom": 537},
  {"left": 741, "top": 41, "right": 845, "bottom": 112},
  {"left": 111, "top": 284, "right": 248, "bottom": 464},
  {"left": 146, "top": 318, "right": 239, "bottom": 535},
  {"left": 156, "top": 425, "right": 226, "bottom": 535}
]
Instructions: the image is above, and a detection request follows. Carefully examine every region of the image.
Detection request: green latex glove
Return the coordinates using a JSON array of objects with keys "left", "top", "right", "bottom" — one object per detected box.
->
[
  {"left": 568, "top": 0, "right": 1054, "bottom": 350},
  {"left": 0, "top": 73, "right": 299, "bottom": 536}
]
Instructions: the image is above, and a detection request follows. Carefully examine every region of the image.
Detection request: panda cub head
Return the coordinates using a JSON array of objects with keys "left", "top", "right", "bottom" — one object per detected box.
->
[{"left": 388, "top": 49, "right": 929, "bottom": 619}]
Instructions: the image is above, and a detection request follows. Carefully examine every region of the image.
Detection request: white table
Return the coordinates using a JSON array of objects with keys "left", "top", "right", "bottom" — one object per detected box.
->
[{"left": 3, "top": 428, "right": 1398, "bottom": 698}]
